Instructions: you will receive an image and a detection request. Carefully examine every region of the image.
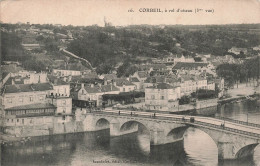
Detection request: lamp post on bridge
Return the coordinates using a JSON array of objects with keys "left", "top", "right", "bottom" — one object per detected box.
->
[{"left": 247, "top": 113, "right": 249, "bottom": 124}]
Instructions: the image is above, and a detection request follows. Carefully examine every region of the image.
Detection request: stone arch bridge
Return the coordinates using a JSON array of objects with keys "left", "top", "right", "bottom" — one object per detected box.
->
[{"left": 82, "top": 110, "right": 260, "bottom": 160}]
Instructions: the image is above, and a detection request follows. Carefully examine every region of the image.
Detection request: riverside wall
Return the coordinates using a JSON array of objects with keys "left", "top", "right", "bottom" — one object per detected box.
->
[{"left": 3, "top": 111, "right": 87, "bottom": 138}]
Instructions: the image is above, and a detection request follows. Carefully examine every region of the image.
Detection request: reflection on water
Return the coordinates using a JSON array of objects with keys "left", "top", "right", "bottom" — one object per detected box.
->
[{"left": 1, "top": 100, "right": 260, "bottom": 166}]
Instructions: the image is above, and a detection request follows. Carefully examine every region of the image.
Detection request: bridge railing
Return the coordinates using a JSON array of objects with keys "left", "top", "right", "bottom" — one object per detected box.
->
[
  {"left": 215, "top": 116, "right": 260, "bottom": 128},
  {"left": 88, "top": 111, "right": 260, "bottom": 138},
  {"left": 190, "top": 120, "right": 260, "bottom": 138}
]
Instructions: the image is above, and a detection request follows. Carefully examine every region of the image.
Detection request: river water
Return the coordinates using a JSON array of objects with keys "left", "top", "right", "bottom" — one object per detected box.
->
[{"left": 2, "top": 100, "right": 260, "bottom": 166}]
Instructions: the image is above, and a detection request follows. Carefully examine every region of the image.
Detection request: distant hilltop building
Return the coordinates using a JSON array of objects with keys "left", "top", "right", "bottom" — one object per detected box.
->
[
  {"left": 228, "top": 47, "right": 247, "bottom": 55},
  {"left": 164, "top": 54, "right": 195, "bottom": 64},
  {"left": 104, "top": 17, "right": 112, "bottom": 27},
  {"left": 21, "top": 43, "right": 41, "bottom": 51}
]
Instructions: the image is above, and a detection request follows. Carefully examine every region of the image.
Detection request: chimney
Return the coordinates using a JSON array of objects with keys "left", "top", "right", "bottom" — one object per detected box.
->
[{"left": 81, "top": 83, "right": 84, "bottom": 89}]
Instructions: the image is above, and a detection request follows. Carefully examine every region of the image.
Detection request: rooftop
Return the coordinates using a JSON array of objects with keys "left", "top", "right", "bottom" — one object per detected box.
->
[
  {"left": 137, "top": 71, "right": 148, "bottom": 78},
  {"left": 130, "top": 77, "right": 140, "bottom": 82},
  {"left": 101, "top": 84, "right": 119, "bottom": 92},
  {"left": 47, "top": 75, "right": 68, "bottom": 85},
  {"left": 5, "top": 103, "right": 56, "bottom": 111},
  {"left": 4, "top": 83, "right": 53, "bottom": 94},
  {"left": 113, "top": 78, "right": 135, "bottom": 86},
  {"left": 147, "top": 83, "right": 174, "bottom": 89},
  {"left": 103, "top": 74, "right": 117, "bottom": 80}
]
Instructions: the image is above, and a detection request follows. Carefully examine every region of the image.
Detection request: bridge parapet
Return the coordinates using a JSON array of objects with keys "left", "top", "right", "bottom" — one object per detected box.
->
[
  {"left": 215, "top": 116, "right": 260, "bottom": 128},
  {"left": 186, "top": 120, "right": 260, "bottom": 139}
]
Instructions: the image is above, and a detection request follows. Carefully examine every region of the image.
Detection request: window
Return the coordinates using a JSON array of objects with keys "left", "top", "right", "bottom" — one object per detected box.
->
[
  {"left": 29, "top": 96, "right": 33, "bottom": 102},
  {"left": 63, "top": 109, "right": 66, "bottom": 113},
  {"left": 39, "top": 96, "right": 44, "bottom": 101},
  {"left": 123, "top": 88, "right": 125, "bottom": 92},
  {"left": 7, "top": 98, "right": 12, "bottom": 103},
  {"left": 161, "top": 96, "right": 164, "bottom": 100},
  {"left": 82, "top": 90, "right": 84, "bottom": 94},
  {"left": 19, "top": 98, "right": 23, "bottom": 102},
  {"left": 62, "top": 116, "right": 66, "bottom": 120},
  {"left": 17, "top": 119, "right": 19, "bottom": 122},
  {"left": 22, "top": 119, "right": 24, "bottom": 124}
]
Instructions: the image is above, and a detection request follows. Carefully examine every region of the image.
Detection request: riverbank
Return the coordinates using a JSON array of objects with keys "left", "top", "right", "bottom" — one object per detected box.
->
[
  {"left": 0, "top": 132, "right": 32, "bottom": 144},
  {"left": 219, "top": 83, "right": 259, "bottom": 105}
]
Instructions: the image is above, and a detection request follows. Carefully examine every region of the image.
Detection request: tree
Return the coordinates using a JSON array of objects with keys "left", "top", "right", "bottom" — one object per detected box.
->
[
  {"left": 96, "top": 64, "right": 114, "bottom": 75},
  {"left": 216, "top": 64, "right": 237, "bottom": 88},
  {"left": 23, "top": 56, "right": 47, "bottom": 72},
  {"left": 194, "top": 57, "right": 202, "bottom": 62},
  {"left": 116, "top": 62, "right": 137, "bottom": 77},
  {"left": 179, "top": 95, "right": 191, "bottom": 105},
  {"left": 1, "top": 31, "right": 26, "bottom": 62},
  {"left": 36, "top": 35, "right": 44, "bottom": 41}
]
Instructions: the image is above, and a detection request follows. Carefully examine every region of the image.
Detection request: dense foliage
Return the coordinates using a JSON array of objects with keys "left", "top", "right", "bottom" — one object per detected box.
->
[
  {"left": 2, "top": 23, "right": 260, "bottom": 76},
  {"left": 179, "top": 95, "right": 191, "bottom": 105},
  {"left": 1, "top": 32, "right": 27, "bottom": 62},
  {"left": 216, "top": 56, "right": 260, "bottom": 88}
]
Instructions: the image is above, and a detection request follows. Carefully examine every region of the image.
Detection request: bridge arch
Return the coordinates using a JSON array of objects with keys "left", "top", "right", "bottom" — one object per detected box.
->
[
  {"left": 235, "top": 143, "right": 259, "bottom": 159},
  {"left": 166, "top": 126, "right": 217, "bottom": 145},
  {"left": 166, "top": 126, "right": 188, "bottom": 141},
  {"left": 95, "top": 118, "right": 110, "bottom": 130},
  {"left": 120, "top": 120, "right": 150, "bottom": 135},
  {"left": 96, "top": 118, "right": 110, "bottom": 127}
]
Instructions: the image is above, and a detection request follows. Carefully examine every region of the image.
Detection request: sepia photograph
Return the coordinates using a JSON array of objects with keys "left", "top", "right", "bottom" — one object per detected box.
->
[{"left": 0, "top": 0, "right": 260, "bottom": 165}]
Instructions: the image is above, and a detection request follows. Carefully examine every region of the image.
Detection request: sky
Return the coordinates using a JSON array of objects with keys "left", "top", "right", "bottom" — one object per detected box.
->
[{"left": 1, "top": 0, "right": 260, "bottom": 26}]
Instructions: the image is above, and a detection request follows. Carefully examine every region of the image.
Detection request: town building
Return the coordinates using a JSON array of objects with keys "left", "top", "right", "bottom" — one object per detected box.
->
[
  {"left": 132, "top": 71, "right": 149, "bottom": 90},
  {"left": 145, "top": 83, "right": 180, "bottom": 111},
  {"left": 228, "top": 47, "right": 248, "bottom": 55},
  {"left": 52, "top": 62, "right": 91, "bottom": 77},
  {"left": 179, "top": 75, "right": 212, "bottom": 97},
  {"left": 130, "top": 77, "right": 142, "bottom": 90},
  {"left": 71, "top": 83, "right": 120, "bottom": 107},
  {"left": 2, "top": 82, "right": 73, "bottom": 131},
  {"left": 47, "top": 75, "right": 70, "bottom": 97},
  {"left": 113, "top": 78, "right": 136, "bottom": 92},
  {"left": 172, "top": 62, "right": 216, "bottom": 76},
  {"left": 164, "top": 54, "right": 195, "bottom": 64}
]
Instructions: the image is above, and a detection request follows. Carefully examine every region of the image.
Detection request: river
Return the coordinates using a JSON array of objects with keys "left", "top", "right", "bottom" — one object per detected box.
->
[{"left": 1, "top": 100, "right": 260, "bottom": 166}]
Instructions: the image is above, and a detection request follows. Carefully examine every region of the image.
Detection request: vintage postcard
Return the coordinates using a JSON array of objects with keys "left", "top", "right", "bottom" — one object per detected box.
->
[{"left": 1, "top": 0, "right": 260, "bottom": 166}]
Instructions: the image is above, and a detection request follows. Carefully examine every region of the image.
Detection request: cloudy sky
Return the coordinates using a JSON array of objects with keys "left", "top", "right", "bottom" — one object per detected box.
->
[{"left": 1, "top": 0, "right": 260, "bottom": 26}]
